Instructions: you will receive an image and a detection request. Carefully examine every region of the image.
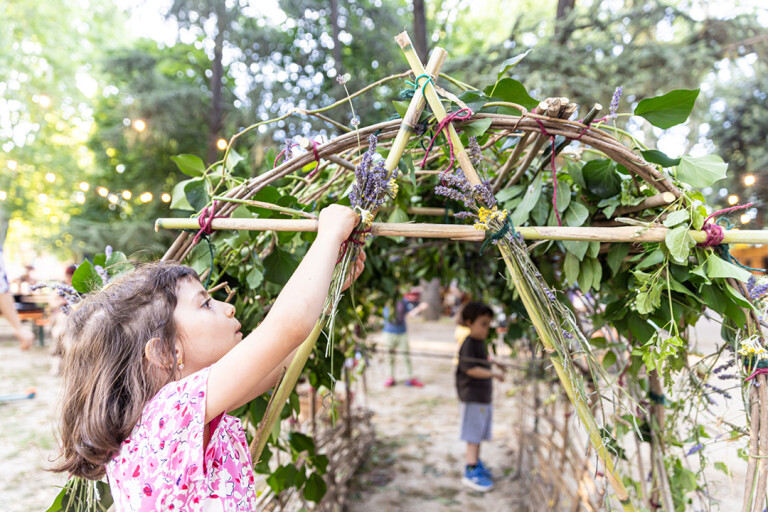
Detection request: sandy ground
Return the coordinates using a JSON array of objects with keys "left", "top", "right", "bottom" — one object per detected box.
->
[{"left": 0, "top": 317, "right": 750, "bottom": 511}]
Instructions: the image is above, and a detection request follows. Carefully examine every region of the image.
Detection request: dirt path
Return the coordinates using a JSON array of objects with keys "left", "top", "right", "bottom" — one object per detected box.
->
[
  {"left": 346, "top": 320, "right": 530, "bottom": 511},
  {"left": 0, "top": 329, "right": 67, "bottom": 511}
]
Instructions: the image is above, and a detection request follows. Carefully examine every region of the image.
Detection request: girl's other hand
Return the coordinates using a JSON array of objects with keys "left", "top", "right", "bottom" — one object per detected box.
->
[
  {"left": 341, "top": 251, "right": 366, "bottom": 291},
  {"left": 317, "top": 205, "right": 359, "bottom": 246}
]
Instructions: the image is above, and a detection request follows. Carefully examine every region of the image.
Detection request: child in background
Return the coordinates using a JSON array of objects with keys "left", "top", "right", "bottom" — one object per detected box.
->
[
  {"left": 382, "top": 289, "right": 428, "bottom": 387},
  {"left": 455, "top": 301, "right": 504, "bottom": 492},
  {"left": 52, "top": 205, "right": 363, "bottom": 511}
]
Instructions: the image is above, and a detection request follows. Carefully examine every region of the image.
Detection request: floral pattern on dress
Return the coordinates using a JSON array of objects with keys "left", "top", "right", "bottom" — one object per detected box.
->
[{"left": 106, "top": 367, "right": 258, "bottom": 511}]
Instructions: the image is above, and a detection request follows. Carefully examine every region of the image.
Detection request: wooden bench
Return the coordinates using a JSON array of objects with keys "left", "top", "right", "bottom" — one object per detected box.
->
[{"left": 17, "top": 308, "right": 49, "bottom": 346}]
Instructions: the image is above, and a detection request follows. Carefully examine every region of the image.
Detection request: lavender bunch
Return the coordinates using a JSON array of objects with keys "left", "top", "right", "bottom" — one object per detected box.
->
[
  {"left": 348, "top": 135, "right": 399, "bottom": 218},
  {"left": 31, "top": 282, "right": 81, "bottom": 315}
]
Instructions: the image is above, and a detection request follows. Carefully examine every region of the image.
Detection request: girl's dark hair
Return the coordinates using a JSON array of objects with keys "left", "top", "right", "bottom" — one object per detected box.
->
[
  {"left": 52, "top": 262, "right": 197, "bottom": 480},
  {"left": 460, "top": 301, "right": 493, "bottom": 324}
]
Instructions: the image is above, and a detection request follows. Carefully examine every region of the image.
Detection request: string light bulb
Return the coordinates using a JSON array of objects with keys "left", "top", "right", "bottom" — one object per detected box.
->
[
  {"left": 161, "top": 193, "right": 171, "bottom": 203},
  {"left": 728, "top": 195, "right": 739, "bottom": 206},
  {"left": 80, "top": 182, "right": 89, "bottom": 192},
  {"left": 46, "top": 173, "right": 56, "bottom": 183},
  {"left": 133, "top": 119, "right": 146, "bottom": 132},
  {"left": 744, "top": 175, "right": 756, "bottom": 187},
  {"left": 140, "top": 192, "right": 153, "bottom": 203},
  {"left": 0, "top": 191, "right": 6, "bottom": 201},
  {"left": 7, "top": 160, "right": 17, "bottom": 170},
  {"left": 108, "top": 194, "right": 119, "bottom": 204},
  {"left": 122, "top": 190, "right": 132, "bottom": 200},
  {"left": 97, "top": 187, "right": 109, "bottom": 197},
  {"left": 741, "top": 214, "right": 750, "bottom": 224},
  {"left": 217, "top": 138, "right": 227, "bottom": 150}
]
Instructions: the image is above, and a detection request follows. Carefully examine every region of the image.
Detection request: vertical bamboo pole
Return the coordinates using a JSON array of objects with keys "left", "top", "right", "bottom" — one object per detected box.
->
[
  {"left": 250, "top": 47, "right": 448, "bottom": 462},
  {"left": 396, "top": 30, "right": 637, "bottom": 510}
]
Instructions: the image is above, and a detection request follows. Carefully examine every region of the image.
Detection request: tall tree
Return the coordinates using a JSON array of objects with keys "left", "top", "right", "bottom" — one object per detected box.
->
[{"left": 412, "top": 0, "right": 428, "bottom": 62}]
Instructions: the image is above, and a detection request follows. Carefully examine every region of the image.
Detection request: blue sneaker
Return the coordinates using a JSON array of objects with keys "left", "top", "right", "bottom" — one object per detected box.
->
[
  {"left": 476, "top": 459, "right": 493, "bottom": 479},
  {"left": 462, "top": 464, "right": 493, "bottom": 492}
]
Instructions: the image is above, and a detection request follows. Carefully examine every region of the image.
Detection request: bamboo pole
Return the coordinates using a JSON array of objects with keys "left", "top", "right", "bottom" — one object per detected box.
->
[{"left": 155, "top": 217, "right": 768, "bottom": 245}]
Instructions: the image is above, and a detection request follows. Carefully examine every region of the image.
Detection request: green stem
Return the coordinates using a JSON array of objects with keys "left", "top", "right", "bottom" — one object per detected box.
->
[
  {"left": 212, "top": 196, "right": 316, "bottom": 219},
  {"left": 252, "top": 317, "right": 327, "bottom": 462}
]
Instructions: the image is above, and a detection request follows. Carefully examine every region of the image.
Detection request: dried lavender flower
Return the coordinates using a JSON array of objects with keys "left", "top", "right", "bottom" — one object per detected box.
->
[
  {"left": 350, "top": 116, "right": 360, "bottom": 127},
  {"left": 686, "top": 443, "right": 704, "bottom": 456},
  {"left": 468, "top": 136, "right": 482, "bottom": 167},
  {"left": 609, "top": 86, "right": 623, "bottom": 119},
  {"left": 336, "top": 74, "right": 347, "bottom": 85},
  {"left": 104, "top": 245, "right": 113, "bottom": 260},
  {"left": 94, "top": 265, "right": 109, "bottom": 285}
]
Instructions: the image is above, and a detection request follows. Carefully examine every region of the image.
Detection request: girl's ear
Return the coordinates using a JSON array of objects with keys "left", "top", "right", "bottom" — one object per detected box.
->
[{"left": 144, "top": 338, "right": 179, "bottom": 369}]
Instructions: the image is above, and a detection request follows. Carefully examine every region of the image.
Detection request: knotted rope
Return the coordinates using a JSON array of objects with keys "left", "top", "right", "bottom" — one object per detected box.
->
[
  {"left": 421, "top": 108, "right": 473, "bottom": 180},
  {"left": 697, "top": 202, "right": 766, "bottom": 272},
  {"left": 306, "top": 140, "right": 323, "bottom": 178},
  {"left": 192, "top": 200, "right": 227, "bottom": 245},
  {"left": 336, "top": 228, "right": 371, "bottom": 265}
]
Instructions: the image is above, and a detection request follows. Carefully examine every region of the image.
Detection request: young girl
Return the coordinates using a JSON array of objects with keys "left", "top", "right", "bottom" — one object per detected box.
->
[{"left": 53, "top": 205, "right": 363, "bottom": 511}]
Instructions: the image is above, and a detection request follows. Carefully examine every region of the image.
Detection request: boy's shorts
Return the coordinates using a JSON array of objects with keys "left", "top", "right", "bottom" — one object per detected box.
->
[{"left": 459, "top": 401, "right": 492, "bottom": 443}]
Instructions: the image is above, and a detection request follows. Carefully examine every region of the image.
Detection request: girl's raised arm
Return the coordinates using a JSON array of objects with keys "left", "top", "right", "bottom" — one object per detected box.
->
[{"left": 205, "top": 205, "right": 359, "bottom": 422}]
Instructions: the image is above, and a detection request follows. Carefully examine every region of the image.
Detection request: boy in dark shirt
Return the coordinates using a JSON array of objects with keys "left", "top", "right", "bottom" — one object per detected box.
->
[{"left": 455, "top": 302, "right": 504, "bottom": 492}]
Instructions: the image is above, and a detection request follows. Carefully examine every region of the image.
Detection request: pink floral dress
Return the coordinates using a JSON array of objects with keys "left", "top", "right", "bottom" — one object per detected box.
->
[{"left": 105, "top": 368, "right": 258, "bottom": 511}]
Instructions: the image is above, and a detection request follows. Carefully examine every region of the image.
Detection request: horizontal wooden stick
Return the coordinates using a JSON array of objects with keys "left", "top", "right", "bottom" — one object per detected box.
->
[{"left": 155, "top": 217, "right": 768, "bottom": 244}]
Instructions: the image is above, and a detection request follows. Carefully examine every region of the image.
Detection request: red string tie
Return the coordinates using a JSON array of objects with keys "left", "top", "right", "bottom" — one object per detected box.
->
[
  {"left": 307, "top": 140, "right": 322, "bottom": 178},
  {"left": 697, "top": 203, "right": 753, "bottom": 247},
  {"left": 420, "top": 108, "right": 473, "bottom": 181},
  {"left": 193, "top": 200, "right": 226, "bottom": 245},
  {"left": 336, "top": 228, "right": 371, "bottom": 264},
  {"left": 745, "top": 366, "right": 768, "bottom": 382}
]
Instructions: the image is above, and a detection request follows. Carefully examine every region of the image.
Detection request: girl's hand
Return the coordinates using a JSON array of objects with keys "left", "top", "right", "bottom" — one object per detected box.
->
[
  {"left": 341, "top": 251, "right": 366, "bottom": 291},
  {"left": 317, "top": 204, "right": 359, "bottom": 246}
]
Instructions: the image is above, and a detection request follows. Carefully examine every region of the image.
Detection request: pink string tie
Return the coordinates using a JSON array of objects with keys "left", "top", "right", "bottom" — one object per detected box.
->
[
  {"left": 421, "top": 108, "right": 473, "bottom": 181},
  {"left": 697, "top": 203, "right": 753, "bottom": 247},
  {"left": 192, "top": 200, "right": 226, "bottom": 245},
  {"left": 745, "top": 366, "right": 768, "bottom": 382},
  {"left": 307, "top": 140, "right": 322, "bottom": 178}
]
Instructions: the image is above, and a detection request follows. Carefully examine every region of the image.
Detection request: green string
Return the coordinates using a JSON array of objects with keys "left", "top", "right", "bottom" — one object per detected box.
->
[
  {"left": 183, "top": 230, "right": 216, "bottom": 288},
  {"left": 479, "top": 216, "right": 514, "bottom": 256},
  {"left": 404, "top": 74, "right": 434, "bottom": 98},
  {"left": 648, "top": 390, "right": 668, "bottom": 406}
]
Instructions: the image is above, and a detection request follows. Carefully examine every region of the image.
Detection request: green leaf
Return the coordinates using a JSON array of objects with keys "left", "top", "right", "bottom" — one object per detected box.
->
[
  {"left": 264, "top": 247, "right": 299, "bottom": 286},
  {"left": 636, "top": 249, "right": 665, "bottom": 270},
  {"left": 457, "top": 90, "right": 490, "bottom": 113},
  {"left": 641, "top": 150, "right": 681, "bottom": 168},
  {"left": 665, "top": 225, "right": 696, "bottom": 264},
  {"left": 483, "top": 78, "right": 538, "bottom": 111},
  {"left": 663, "top": 209, "right": 690, "bottom": 228},
  {"left": 170, "top": 177, "right": 207, "bottom": 211},
  {"left": 245, "top": 266, "right": 263, "bottom": 289},
  {"left": 463, "top": 118, "right": 493, "bottom": 138},
  {"left": 602, "top": 350, "right": 617, "bottom": 369},
  {"left": 171, "top": 154, "right": 206, "bottom": 177},
  {"left": 563, "top": 240, "right": 589, "bottom": 261},
  {"left": 606, "top": 243, "right": 629, "bottom": 276},
  {"left": 555, "top": 181, "right": 571, "bottom": 212},
  {"left": 587, "top": 241, "right": 600, "bottom": 259},
  {"left": 714, "top": 461, "right": 730, "bottom": 476},
  {"left": 392, "top": 100, "right": 409, "bottom": 119},
  {"left": 225, "top": 148, "right": 244, "bottom": 171},
  {"left": 675, "top": 154, "right": 728, "bottom": 188},
  {"left": 72, "top": 260, "right": 102, "bottom": 293},
  {"left": 496, "top": 185, "right": 523, "bottom": 203},
  {"left": 591, "top": 257, "right": 603, "bottom": 291},
  {"left": 564, "top": 251, "right": 580, "bottom": 286},
  {"left": 578, "top": 257, "right": 595, "bottom": 291},
  {"left": 565, "top": 202, "right": 589, "bottom": 226},
  {"left": 289, "top": 432, "right": 315, "bottom": 456},
  {"left": 495, "top": 50, "right": 531, "bottom": 83},
  {"left": 266, "top": 464, "right": 299, "bottom": 493},
  {"left": 511, "top": 173, "right": 542, "bottom": 225},
  {"left": 401, "top": 153, "right": 416, "bottom": 186},
  {"left": 634, "top": 89, "right": 699, "bottom": 129},
  {"left": 582, "top": 159, "right": 621, "bottom": 198},
  {"left": 706, "top": 254, "right": 751, "bottom": 282},
  {"left": 303, "top": 472, "right": 327, "bottom": 503}
]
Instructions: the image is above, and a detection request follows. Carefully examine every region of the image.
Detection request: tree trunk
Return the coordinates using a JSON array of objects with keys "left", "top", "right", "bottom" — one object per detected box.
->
[
  {"left": 554, "top": 0, "right": 576, "bottom": 44},
  {"left": 330, "top": 0, "right": 343, "bottom": 75},
  {"left": 412, "top": 0, "right": 428, "bottom": 63},
  {"left": 206, "top": 7, "right": 226, "bottom": 166}
]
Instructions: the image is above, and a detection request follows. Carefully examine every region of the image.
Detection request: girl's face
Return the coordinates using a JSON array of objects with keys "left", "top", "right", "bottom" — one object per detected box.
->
[{"left": 173, "top": 278, "right": 243, "bottom": 374}]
